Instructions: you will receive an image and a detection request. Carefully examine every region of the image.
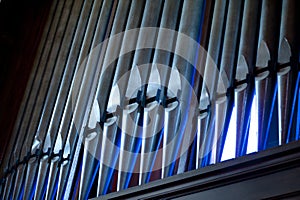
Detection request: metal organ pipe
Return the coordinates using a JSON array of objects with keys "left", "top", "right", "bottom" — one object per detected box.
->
[{"left": 0, "top": 0, "right": 299, "bottom": 199}]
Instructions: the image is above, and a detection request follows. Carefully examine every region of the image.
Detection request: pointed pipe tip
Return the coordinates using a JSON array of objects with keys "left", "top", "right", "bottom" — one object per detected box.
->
[
  {"left": 256, "top": 40, "right": 271, "bottom": 68},
  {"left": 278, "top": 37, "right": 292, "bottom": 64},
  {"left": 236, "top": 55, "right": 249, "bottom": 81}
]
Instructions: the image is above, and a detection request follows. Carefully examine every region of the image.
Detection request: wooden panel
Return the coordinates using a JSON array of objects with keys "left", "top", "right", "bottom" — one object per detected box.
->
[
  {"left": 0, "top": 0, "right": 52, "bottom": 163},
  {"left": 94, "top": 141, "right": 300, "bottom": 199}
]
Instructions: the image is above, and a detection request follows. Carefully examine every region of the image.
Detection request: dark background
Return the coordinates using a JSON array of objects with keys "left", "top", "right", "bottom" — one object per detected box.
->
[{"left": 0, "top": 0, "right": 51, "bottom": 165}]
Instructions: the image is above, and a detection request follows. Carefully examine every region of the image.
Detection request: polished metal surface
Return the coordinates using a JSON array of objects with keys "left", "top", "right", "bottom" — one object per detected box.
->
[{"left": 0, "top": 0, "right": 299, "bottom": 199}]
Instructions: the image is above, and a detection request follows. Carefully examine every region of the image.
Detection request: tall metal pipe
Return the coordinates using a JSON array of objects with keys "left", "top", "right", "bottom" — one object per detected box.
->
[
  {"left": 60, "top": 0, "right": 118, "bottom": 198},
  {"left": 139, "top": 101, "right": 163, "bottom": 184},
  {"left": 162, "top": 0, "right": 205, "bottom": 175},
  {"left": 117, "top": 0, "right": 164, "bottom": 191},
  {"left": 194, "top": 0, "right": 215, "bottom": 169},
  {"left": 33, "top": 0, "right": 95, "bottom": 199},
  {"left": 214, "top": 0, "right": 244, "bottom": 162},
  {"left": 162, "top": 99, "right": 180, "bottom": 178},
  {"left": 255, "top": 0, "right": 281, "bottom": 151},
  {"left": 235, "top": 0, "right": 261, "bottom": 158},
  {"left": 97, "top": 0, "right": 145, "bottom": 195},
  {"left": 277, "top": 0, "right": 298, "bottom": 145},
  {"left": 52, "top": 0, "right": 117, "bottom": 199},
  {"left": 21, "top": 0, "right": 85, "bottom": 198},
  {"left": 78, "top": 0, "right": 131, "bottom": 198},
  {"left": 9, "top": 0, "right": 71, "bottom": 199},
  {"left": 41, "top": 0, "right": 106, "bottom": 199},
  {"left": 0, "top": 0, "right": 61, "bottom": 199},
  {"left": 0, "top": 0, "right": 59, "bottom": 182},
  {"left": 138, "top": 0, "right": 182, "bottom": 184},
  {"left": 198, "top": 0, "right": 228, "bottom": 167}
]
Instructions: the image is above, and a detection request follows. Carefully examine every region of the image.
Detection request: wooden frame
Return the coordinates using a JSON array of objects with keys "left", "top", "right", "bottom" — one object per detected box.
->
[{"left": 94, "top": 141, "right": 300, "bottom": 199}]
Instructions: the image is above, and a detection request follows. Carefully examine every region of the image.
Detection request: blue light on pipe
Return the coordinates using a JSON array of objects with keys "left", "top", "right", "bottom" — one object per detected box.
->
[
  {"left": 85, "top": 161, "right": 100, "bottom": 200},
  {"left": 41, "top": 173, "right": 49, "bottom": 199},
  {"left": 297, "top": 78, "right": 300, "bottom": 141},
  {"left": 102, "top": 166, "right": 114, "bottom": 195},
  {"left": 188, "top": 137, "right": 197, "bottom": 171},
  {"left": 286, "top": 73, "right": 300, "bottom": 143},
  {"left": 50, "top": 174, "right": 59, "bottom": 200},
  {"left": 247, "top": 94, "right": 258, "bottom": 154},
  {"left": 121, "top": 136, "right": 142, "bottom": 189},
  {"left": 102, "top": 128, "right": 121, "bottom": 195},
  {"left": 221, "top": 105, "right": 237, "bottom": 162},
  {"left": 29, "top": 173, "right": 37, "bottom": 200},
  {"left": 263, "top": 83, "right": 278, "bottom": 150},
  {"left": 144, "top": 128, "right": 164, "bottom": 183},
  {"left": 19, "top": 185, "right": 24, "bottom": 200},
  {"left": 71, "top": 158, "right": 82, "bottom": 200}
]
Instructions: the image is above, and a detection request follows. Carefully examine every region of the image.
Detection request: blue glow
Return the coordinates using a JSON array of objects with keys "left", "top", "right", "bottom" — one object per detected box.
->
[
  {"left": 17, "top": 171, "right": 26, "bottom": 200},
  {"left": 221, "top": 93, "right": 259, "bottom": 161},
  {"left": 201, "top": 126, "right": 214, "bottom": 167},
  {"left": 145, "top": 128, "right": 164, "bottom": 183},
  {"left": 29, "top": 173, "right": 37, "bottom": 200},
  {"left": 221, "top": 105, "right": 236, "bottom": 161},
  {"left": 102, "top": 129, "right": 121, "bottom": 194},
  {"left": 41, "top": 172, "right": 49, "bottom": 199},
  {"left": 287, "top": 73, "right": 300, "bottom": 142},
  {"left": 124, "top": 173, "right": 131, "bottom": 190},
  {"left": 188, "top": 137, "right": 197, "bottom": 171},
  {"left": 124, "top": 136, "right": 142, "bottom": 189},
  {"left": 297, "top": 78, "right": 300, "bottom": 140},
  {"left": 102, "top": 166, "right": 115, "bottom": 195},
  {"left": 201, "top": 151, "right": 211, "bottom": 167},
  {"left": 247, "top": 94, "right": 258, "bottom": 154},
  {"left": 85, "top": 161, "right": 100, "bottom": 200},
  {"left": 115, "top": 128, "right": 122, "bottom": 148},
  {"left": 263, "top": 83, "right": 278, "bottom": 149},
  {"left": 50, "top": 171, "right": 59, "bottom": 200},
  {"left": 19, "top": 179, "right": 25, "bottom": 200},
  {"left": 71, "top": 159, "right": 82, "bottom": 200},
  {"left": 168, "top": 161, "right": 176, "bottom": 177}
]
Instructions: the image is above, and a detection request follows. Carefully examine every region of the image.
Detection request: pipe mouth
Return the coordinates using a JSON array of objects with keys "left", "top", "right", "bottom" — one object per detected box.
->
[
  {"left": 28, "top": 157, "right": 37, "bottom": 164},
  {"left": 41, "top": 155, "right": 49, "bottom": 161},
  {"left": 124, "top": 102, "right": 139, "bottom": 113},
  {"left": 144, "top": 101, "right": 158, "bottom": 111},
  {"left": 199, "top": 112, "right": 208, "bottom": 119},
  {"left": 277, "top": 66, "right": 290, "bottom": 76},
  {"left": 51, "top": 156, "right": 60, "bottom": 162},
  {"left": 165, "top": 100, "right": 178, "bottom": 111},
  {"left": 105, "top": 116, "right": 118, "bottom": 127},
  {"left": 235, "top": 82, "right": 248, "bottom": 92},
  {"left": 255, "top": 71, "right": 269, "bottom": 81},
  {"left": 85, "top": 131, "right": 97, "bottom": 141},
  {"left": 216, "top": 95, "right": 227, "bottom": 104},
  {"left": 61, "top": 159, "right": 69, "bottom": 166}
]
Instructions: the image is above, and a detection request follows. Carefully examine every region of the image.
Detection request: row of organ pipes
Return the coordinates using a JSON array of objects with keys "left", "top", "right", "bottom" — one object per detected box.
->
[{"left": 0, "top": 0, "right": 299, "bottom": 199}]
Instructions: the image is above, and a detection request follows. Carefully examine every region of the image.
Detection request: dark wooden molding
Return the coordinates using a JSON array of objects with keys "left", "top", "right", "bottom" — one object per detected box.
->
[
  {"left": 0, "top": 0, "right": 52, "bottom": 164},
  {"left": 94, "top": 141, "right": 300, "bottom": 200}
]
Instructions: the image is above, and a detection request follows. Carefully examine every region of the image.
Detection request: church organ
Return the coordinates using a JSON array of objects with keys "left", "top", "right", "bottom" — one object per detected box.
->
[{"left": 0, "top": 0, "right": 299, "bottom": 199}]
